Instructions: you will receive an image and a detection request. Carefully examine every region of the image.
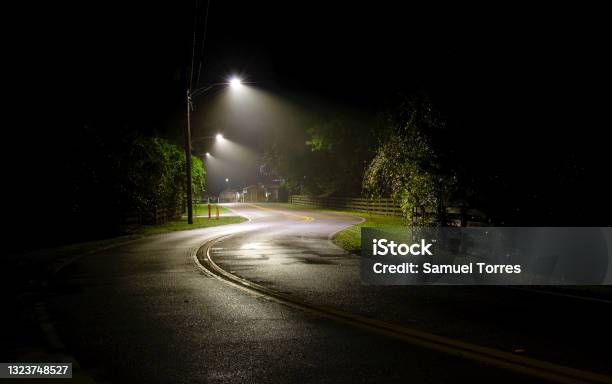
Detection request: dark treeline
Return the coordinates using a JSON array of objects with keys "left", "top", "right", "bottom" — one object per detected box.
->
[
  {"left": 7, "top": 3, "right": 610, "bottom": 251},
  {"left": 7, "top": 3, "right": 196, "bottom": 251},
  {"left": 9, "top": 126, "right": 204, "bottom": 252},
  {"left": 263, "top": 93, "right": 610, "bottom": 226}
]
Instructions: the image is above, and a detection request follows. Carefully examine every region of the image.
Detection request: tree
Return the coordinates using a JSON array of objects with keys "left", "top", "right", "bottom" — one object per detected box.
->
[
  {"left": 363, "top": 98, "right": 457, "bottom": 225},
  {"left": 261, "top": 117, "right": 372, "bottom": 197}
]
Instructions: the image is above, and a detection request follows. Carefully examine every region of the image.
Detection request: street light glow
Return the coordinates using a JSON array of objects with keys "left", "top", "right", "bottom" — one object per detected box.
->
[
  {"left": 229, "top": 77, "right": 243, "bottom": 88},
  {"left": 205, "top": 152, "right": 210, "bottom": 157},
  {"left": 216, "top": 133, "right": 224, "bottom": 140},
  {"left": 225, "top": 178, "right": 229, "bottom": 183}
]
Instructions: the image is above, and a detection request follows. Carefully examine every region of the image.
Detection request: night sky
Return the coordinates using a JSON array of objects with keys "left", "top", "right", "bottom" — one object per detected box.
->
[
  {"left": 9, "top": 2, "right": 611, "bottom": 231},
  {"left": 30, "top": 3, "right": 608, "bottom": 130}
]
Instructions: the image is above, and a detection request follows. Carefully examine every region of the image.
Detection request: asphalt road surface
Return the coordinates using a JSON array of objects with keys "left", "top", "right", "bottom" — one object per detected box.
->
[{"left": 43, "top": 203, "right": 612, "bottom": 383}]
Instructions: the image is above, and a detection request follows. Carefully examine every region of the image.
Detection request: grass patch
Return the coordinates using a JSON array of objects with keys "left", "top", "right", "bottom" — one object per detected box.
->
[
  {"left": 332, "top": 213, "right": 405, "bottom": 254},
  {"left": 193, "top": 203, "right": 232, "bottom": 216}
]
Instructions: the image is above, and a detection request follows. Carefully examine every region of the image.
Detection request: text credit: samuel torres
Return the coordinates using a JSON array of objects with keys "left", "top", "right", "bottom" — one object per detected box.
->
[{"left": 370, "top": 238, "right": 521, "bottom": 275}]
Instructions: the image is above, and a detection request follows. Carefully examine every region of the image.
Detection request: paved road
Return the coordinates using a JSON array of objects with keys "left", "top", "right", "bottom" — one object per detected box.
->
[{"left": 44, "top": 204, "right": 611, "bottom": 383}]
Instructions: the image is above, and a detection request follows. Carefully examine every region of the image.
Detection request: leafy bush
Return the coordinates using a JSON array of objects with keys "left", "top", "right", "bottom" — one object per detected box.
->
[
  {"left": 67, "top": 128, "right": 205, "bottom": 232},
  {"left": 362, "top": 99, "right": 457, "bottom": 225},
  {"left": 126, "top": 136, "right": 205, "bottom": 223}
]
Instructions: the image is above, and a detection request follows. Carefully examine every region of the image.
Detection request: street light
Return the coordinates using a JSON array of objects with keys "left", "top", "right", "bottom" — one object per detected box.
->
[
  {"left": 185, "top": 76, "right": 243, "bottom": 224},
  {"left": 216, "top": 133, "right": 224, "bottom": 140},
  {"left": 229, "top": 77, "right": 242, "bottom": 88},
  {"left": 205, "top": 152, "right": 211, "bottom": 157}
]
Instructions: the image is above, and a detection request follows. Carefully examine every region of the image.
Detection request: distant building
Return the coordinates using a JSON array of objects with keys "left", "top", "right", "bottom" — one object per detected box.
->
[
  {"left": 240, "top": 183, "right": 284, "bottom": 202},
  {"left": 241, "top": 184, "right": 266, "bottom": 202},
  {"left": 219, "top": 189, "right": 240, "bottom": 203}
]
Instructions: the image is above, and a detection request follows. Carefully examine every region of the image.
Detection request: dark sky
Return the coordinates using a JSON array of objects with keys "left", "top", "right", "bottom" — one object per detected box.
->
[
  {"left": 11, "top": 2, "right": 611, "bottom": 203},
  {"left": 28, "top": 3, "right": 608, "bottom": 124}
]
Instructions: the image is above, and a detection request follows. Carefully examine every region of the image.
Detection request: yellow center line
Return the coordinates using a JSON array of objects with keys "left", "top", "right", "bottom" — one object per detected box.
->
[{"left": 248, "top": 203, "right": 315, "bottom": 221}]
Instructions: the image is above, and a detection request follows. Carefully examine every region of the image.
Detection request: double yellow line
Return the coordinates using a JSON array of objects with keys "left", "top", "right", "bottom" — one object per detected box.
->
[
  {"left": 193, "top": 234, "right": 612, "bottom": 384},
  {"left": 248, "top": 203, "right": 314, "bottom": 221}
]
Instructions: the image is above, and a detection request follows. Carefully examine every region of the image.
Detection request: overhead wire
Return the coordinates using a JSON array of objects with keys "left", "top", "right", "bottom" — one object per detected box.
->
[
  {"left": 188, "top": 0, "right": 201, "bottom": 90},
  {"left": 195, "top": 0, "right": 211, "bottom": 88}
]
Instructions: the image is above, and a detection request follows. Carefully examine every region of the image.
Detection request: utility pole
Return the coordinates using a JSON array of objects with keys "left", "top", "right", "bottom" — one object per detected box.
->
[
  {"left": 183, "top": 77, "right": 243, "bottom": 224},
  {"left": 185, "top": 89, "right": 194, "bottom": 224}
]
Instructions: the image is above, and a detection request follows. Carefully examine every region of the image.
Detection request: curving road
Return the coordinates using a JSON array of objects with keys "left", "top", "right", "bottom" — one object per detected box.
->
[{"left": 45, "top": 203, "right": 612, "bottom": 383}]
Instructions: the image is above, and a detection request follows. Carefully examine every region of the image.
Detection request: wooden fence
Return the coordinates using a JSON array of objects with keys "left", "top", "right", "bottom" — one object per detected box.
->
[
  {"left": 288, "top": 195, "right": 489, "bottom": 226},
  {"left": 289, "top": 195, "right": 403, "bottom": 216}
]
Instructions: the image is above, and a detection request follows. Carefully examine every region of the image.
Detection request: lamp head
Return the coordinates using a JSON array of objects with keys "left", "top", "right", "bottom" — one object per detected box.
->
[{"left": 229, "top": 77, "right": 242, "bottom": 88}]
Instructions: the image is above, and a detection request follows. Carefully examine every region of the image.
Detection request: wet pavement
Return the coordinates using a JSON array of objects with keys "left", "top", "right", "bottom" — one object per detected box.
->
[{"left": 42, "top": 203, "right": 611, "bottom": 383}]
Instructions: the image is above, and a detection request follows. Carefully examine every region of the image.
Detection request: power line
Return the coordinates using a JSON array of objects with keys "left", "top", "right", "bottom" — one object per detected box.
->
[
  {"left": 188, "top": 0, "right": 200, "bottom": 90},
  {"left": 196, "top": 0, "right": 211, "bottom": 88}
]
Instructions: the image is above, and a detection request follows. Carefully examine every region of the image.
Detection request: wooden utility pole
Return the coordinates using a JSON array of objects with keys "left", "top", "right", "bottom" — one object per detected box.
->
[{"left": 185, "top": 89, "right": 194, "bottom": 224}]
